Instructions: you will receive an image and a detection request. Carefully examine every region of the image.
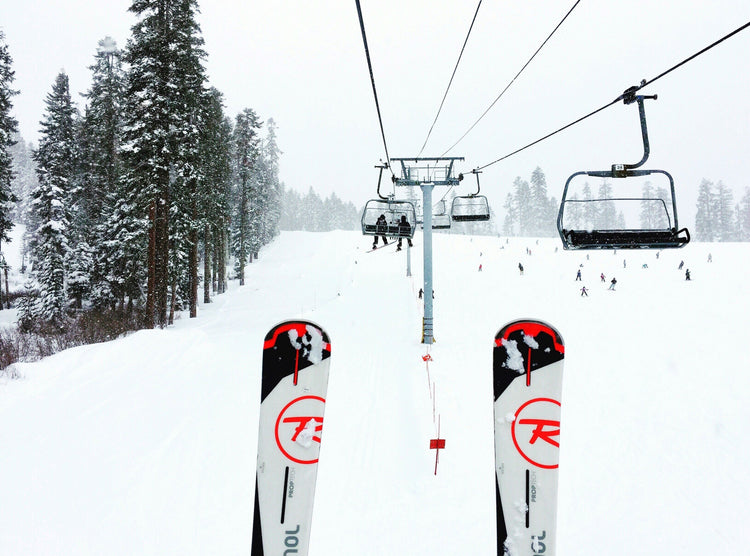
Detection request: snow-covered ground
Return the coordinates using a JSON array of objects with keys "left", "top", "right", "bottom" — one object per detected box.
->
[{"left": 1, "top": 230, "right": 748, "bottom": 555}]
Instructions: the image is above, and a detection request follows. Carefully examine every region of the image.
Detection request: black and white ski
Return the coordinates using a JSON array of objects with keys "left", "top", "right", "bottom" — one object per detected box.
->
[
  {"left": 493, "top": 320, "right": 564, "bottom": 556},
  {"left": 252, "top": 320, "right": 331, "bottom": 556}
]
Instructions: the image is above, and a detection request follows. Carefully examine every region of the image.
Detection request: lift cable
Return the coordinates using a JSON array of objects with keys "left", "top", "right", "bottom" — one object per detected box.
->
[
  {"left": 354, "top": 0, "right": 395, "bottom": 178},
  {"left": 416, "top": 0, "right": 484, "bottom": 158},
  {"left": 441, "top": 0, "right": 581, "bottom": 157},
  {"left": 475, "top": 18, "right": 750, "bottom": 172}
]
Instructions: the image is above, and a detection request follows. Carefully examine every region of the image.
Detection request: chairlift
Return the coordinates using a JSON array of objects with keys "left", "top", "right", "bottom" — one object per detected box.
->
[
  {"left": 557, "top": 86, "right": 690, "bottom": 250},
  {"left": 430, "top": 200, "right": 452, "bottom": 230},
  {"left": 361, "top": 163, "right": 416, "bottom": 239},
  {"left": 451, "top": 170, "right": 490, "bottom": 222}
]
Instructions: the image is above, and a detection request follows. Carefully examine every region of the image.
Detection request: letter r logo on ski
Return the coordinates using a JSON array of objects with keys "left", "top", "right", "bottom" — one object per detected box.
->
[
  {"left": 512, "top": 398, "right": 561, "bottom": 469},
  {"left": 275, "top": 396, "right": 326, "bottom": 464},
  {"left": 519, "top": 418, "right": 560, "bottom": 448},
  {"left": 283, "top": 416, "right": 323, "bottom": 444}
]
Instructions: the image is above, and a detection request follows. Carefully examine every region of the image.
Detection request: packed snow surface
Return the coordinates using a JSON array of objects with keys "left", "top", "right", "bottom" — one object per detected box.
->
[{"left": 1, "top": 230, "right": 748, "bottom": 555}]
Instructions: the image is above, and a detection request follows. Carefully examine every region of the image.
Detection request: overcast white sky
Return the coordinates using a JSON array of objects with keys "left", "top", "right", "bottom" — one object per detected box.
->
[{"left": 3, "top": 0, "right": 749, "bottom": 226}]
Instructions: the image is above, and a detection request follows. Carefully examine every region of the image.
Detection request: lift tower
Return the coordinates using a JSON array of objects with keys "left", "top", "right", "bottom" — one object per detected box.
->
[{"left": 391, "top": 157, "right": 464, "bottom": 344}]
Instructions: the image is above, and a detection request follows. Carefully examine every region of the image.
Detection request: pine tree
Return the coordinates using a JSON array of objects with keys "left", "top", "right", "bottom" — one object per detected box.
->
[
  {"left": 530, "top": 167, "right": 554, "bottom": 236},
  {"left": 30, "top": 72, "right": 77, "bottom": 330},
  {"left": 639, "top": 182, "right": 661, "bottom": 229},
  {"left": 9, "top": 134, "right": 38, "bottom": 229},
  {"left": 122, "top": 0, "right": 208, "bottom": 327},
  {"left": 596, "top": 180, "right": 616, "bottom": 230},
  {"left": 513, "top": 177, "right": 532, "bottom": 236},
  {"left": 694, "top": 179, "right": 715, "bottom": 241},
  {"left": 0, "top": 31, "right": 19, "bottom": 254},
  {"left": 197, "top": 88, "right": 232, "bottom": 302},
  {"left": 231, "top": 108, "right": 262, "bottom": 285},
  {"left": 280, "top": 186, "right": 303, "bottom": 230},
  {"left": 502, "top": 192, "right": 515, "bottom": 236},
  {"left": 79, "top": 36, "right": 126, "bottom": 311},
  {"left": 16, "top": 280, "right": 37, "bottom": 332},
  {"left": 714, "top": 180, "right": 735, "bottom": 241},
  {"left": 738, "top": 188, "right": 750, "bottom": 242},
  {"left": 581, "top": 182, "right": 598, "bottom": 231}
]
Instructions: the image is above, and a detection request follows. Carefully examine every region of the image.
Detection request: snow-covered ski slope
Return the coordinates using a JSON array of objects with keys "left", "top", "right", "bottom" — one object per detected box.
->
[{"left": 1, "top": 230, "right": 748, "bottom": 555}]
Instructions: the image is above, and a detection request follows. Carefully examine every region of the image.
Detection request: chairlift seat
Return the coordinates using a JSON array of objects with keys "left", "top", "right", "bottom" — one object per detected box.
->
[
  {"left": 558, "top": 168, "right": 689, "bottom": 250},
  {"left": 560, "top": 227, "right": 690, "bottom": 250},
  {"left": 431, "top": 214, "right": 452, "bottom": 230},
  {"left": 451, "top": 195, "right": 490, "bottom": 222}
]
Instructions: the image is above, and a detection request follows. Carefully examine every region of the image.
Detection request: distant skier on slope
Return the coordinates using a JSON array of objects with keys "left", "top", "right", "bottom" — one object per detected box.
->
[
  {"left": 580, "top": 286, "right": 588, "bottom": 297},
  {"left": 600, "top": 272, "right": 606, "bottom": 282},
  {"left": 575, "top": 269, "right": 582, "bottom": 281},
  {"left": 685, "top": 269, "right": 691, "bottom": 281},
  {"left": 372, "top": 214, "right": 388, "bottom": 249},
  {"left": 518, "top": 262, "right": 524, "bottom": 275},
  {"left": 609, "top": 277, "right": 617, "bottom": 290}
]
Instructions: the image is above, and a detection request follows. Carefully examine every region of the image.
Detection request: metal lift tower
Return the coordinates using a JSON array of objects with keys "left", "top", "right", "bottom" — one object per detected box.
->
[{"left": 391, "top": 157, "right": 464, "bottom": 344}]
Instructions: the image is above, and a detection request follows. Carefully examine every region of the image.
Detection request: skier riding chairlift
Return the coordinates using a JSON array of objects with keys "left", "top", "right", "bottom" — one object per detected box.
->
[
  {"left": 396, "top": 215, "right": 413, "bottom": 251},
  {"left": 373, "top": 214, "right": 388, "bottom": 249}
]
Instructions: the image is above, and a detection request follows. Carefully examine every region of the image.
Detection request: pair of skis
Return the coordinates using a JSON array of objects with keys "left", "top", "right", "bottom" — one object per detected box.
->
[{"left": 252, "top": 319, "right": 564, "bottom": 556}]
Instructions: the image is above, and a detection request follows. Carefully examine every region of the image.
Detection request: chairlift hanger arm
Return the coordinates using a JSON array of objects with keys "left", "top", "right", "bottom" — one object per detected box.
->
[
  {"left": 613, "top": 81, "right": 659, "bottom": 174},
  {"left": 471, "top": 168, "right": 481, "bottom": 195},
  {"left": 374, "top": 161, "right": 390, "bottom": 200}
]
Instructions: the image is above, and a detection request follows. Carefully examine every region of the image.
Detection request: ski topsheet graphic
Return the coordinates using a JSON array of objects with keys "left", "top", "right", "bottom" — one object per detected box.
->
[
  {"left": 252, "top": 321, "right": 331, "bottom": 556},
  {"left": 493, "top": 320, "right": 564, "bottom": 556}
]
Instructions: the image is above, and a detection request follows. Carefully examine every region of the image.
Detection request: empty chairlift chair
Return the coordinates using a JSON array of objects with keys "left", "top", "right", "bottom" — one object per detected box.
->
[
  {"left": 451, "top": 169, "right": 490, "bottom": 222},
  {"left": 431, "top": 200, "right": 452, "bottom": 230},
  {"left": 557, "top": 87, "right": 690, "bottom": 250}
]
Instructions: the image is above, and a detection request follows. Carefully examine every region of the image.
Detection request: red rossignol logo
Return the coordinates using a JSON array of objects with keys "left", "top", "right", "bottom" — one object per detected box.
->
[
  {"left": 511, "top": 397, "right": 561, "bottom": 469},
  {"left": 275, "top": 395, "right": 325, "bottom": 464}
]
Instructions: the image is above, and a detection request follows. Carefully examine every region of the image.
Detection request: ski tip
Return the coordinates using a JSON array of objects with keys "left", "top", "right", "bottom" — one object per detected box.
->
[
  {"left": 494, "top": 319, "right": 564, "bottom": 354},
  {"left": 263, "top": 320, "right": 331, "bottom": 352}
]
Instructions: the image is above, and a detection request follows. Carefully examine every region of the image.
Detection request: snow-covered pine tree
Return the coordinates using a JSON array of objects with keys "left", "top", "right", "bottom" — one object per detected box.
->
[
  {"left": 513, "top": 177, "right": 532, "bottom": 236},
  {"left": 303, "top": 187, "right": 324, "bottom": 232},
  {"left": 530, "top": 166, "right": 553, "bottom": 236},
  {"left": 694, "top": 178, "right": 715, "bottom": 241},
  {"left": 562, "top": 192, "right": 582, "bottom": 231},
  {"left": 581, "top": 182, "right": 598, "bottom": 231},
  {"left": 16, "top": 279, "right": 37, "bottom": 333},
  {"left": 122, "top": 0, "right": 208, "bottom": 327},
  {"left": 502, "top": 192, "right": 515, "bottom": 236},
  {"left": 197, "top": 88, "right": 232, "bottom": 302},
  {"left": 713, "top": 181, "right": 735, "bottom": 242},
  {"left": 280, "top": 186, "right": 303, "bottom": 230},
  {"left": 30, "top": 71, "right": 77, "bottom": 330},
  {"left": 639, "top": 182, "right": 659, "bottom": 229},
  {"left": 9, "top": 134, "right": 38, "bottom": 230},
  {"left": 259, "top": 117, "right": 282, "bottom": 241},
  {"left": 169, "top": 1, "right": 208, "bottom": 321},
  {"left": 78, "top": 37, "right": 126, "bottom": 311},
  {"left": 738, "top": 188, "right": 750, "bottom": 242},
  {"left": 231, "top": 108, "right": 262, "bottom": 285},
  {"left": 0, "top": 31, "right": 19, "bottom": 259},
  {"left": 595, "top": 180, "right": 616, "bottom": 230}
]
